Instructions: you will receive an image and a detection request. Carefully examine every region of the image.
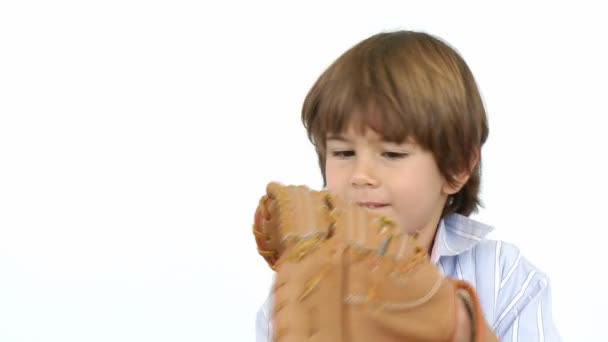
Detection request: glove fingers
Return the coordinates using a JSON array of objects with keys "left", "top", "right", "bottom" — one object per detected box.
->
[
  {"left": 254, "top": 183, "right": 334, "bottom": 269},
  {"left": 329, "top": 199, "right": 422, "bottom": 262}
]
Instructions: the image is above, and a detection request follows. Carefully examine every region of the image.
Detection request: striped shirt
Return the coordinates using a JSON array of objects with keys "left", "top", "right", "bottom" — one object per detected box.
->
[{"left": 255, "top": 213, "right": 562, "bottom": 341}]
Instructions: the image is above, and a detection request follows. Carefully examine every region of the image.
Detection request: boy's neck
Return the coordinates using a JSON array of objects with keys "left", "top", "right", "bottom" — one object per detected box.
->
[{"left": 418, "top": 226, "right": 438, "bottom": 256}]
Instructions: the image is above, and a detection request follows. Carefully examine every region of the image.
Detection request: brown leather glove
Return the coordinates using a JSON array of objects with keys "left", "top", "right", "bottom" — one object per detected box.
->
[{"left": 253, "top": 182, "right": 498, "bottom": 342}]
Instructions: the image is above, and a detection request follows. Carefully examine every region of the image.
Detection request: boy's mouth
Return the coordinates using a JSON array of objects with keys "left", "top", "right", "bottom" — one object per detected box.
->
[{"left": 356, "top": 202, "right": 389, "bottom": 209}]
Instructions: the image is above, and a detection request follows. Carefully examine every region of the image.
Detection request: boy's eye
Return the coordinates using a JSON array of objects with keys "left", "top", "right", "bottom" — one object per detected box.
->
[
  {"left": 382, "top": 151, "right": 408, "bottom": 159},
  {"left": 331, "top": 150, "right": 355, "bottom": 158}
]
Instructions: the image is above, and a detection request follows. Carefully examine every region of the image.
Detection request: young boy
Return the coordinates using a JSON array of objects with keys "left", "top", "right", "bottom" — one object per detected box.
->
[{"left": 256, "top": 30, "right": 561, "bottom": 341}]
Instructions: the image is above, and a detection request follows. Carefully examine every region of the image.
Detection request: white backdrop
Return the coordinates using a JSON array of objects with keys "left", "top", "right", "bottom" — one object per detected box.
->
[{"left": 1, "top": 1, "right": 606, "bottom": 341}]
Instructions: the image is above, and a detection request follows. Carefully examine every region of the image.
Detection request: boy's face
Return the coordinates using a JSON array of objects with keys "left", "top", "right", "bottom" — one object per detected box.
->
[{"left": 325, "top": 124, "right": 458, "bottom": 241}]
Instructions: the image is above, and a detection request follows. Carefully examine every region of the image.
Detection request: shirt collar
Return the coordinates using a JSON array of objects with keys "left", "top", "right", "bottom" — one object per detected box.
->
[{"left": 429, "top": 213, "right": 494, "bottom": 263}]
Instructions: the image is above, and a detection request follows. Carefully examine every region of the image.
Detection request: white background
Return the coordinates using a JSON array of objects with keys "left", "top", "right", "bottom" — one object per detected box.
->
[{"left": 1, "top": 1, "right": 606, "bottom": 341}]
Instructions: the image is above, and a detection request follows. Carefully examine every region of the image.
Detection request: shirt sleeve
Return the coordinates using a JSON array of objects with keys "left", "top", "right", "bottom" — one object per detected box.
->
[
  {"left": 494, "top": 271, "right": 562, "bottom": 341},
  {"left": 493, "top": 245, "right": 562, "bottom": 342}
]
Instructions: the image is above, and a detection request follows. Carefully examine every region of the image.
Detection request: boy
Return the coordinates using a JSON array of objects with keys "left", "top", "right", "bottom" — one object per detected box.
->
[{"left": 256, "top": 30, "right": 561, "bottom": 341}]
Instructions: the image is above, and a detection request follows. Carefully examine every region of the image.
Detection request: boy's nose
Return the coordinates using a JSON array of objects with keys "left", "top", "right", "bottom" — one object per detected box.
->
[{"left": 350, "top": 160, "right": 379, "bottom": 188}]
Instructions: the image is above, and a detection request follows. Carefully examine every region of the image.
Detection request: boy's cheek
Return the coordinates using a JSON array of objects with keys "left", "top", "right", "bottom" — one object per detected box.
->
[{"left": 324, "top": 174, "right": 345, "bottom": 194}]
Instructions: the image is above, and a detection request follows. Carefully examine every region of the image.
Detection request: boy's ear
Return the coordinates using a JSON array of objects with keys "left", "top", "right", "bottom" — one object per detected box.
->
[{"left": 442, "top": 148, "right": 480, "bottom": 195}]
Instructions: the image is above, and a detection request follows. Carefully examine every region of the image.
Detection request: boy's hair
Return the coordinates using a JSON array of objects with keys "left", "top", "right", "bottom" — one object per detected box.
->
[{"left": 301, "top": 30, "right": 489, "bottom": 217}]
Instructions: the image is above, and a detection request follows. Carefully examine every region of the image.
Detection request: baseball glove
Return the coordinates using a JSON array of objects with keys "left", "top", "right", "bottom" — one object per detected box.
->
[{"left": 253, "top": 182, "right": 498, "bottom": 342}]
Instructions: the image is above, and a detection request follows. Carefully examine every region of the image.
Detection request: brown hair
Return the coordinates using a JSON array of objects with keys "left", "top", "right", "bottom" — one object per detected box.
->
[{"left": 301, "top": 30, "right": 488, "bottom": 216}]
